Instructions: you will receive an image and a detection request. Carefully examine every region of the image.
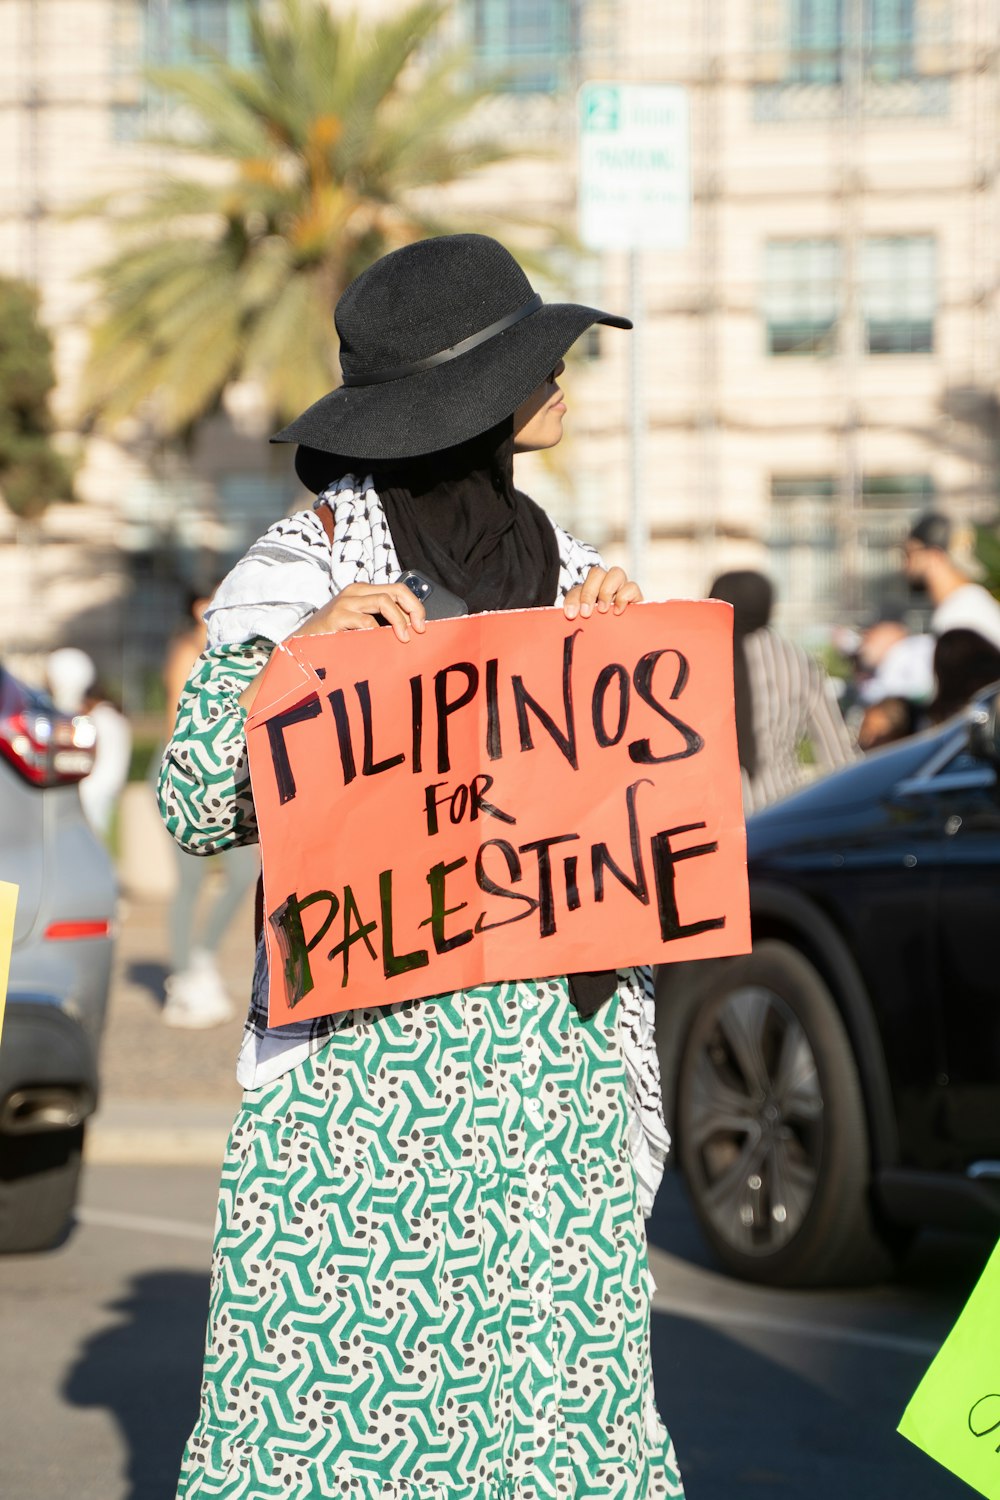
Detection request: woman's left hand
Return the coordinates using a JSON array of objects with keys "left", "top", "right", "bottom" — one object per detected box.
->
[{"left": 563, "top": 566, "right": 643, "bottom": 620}]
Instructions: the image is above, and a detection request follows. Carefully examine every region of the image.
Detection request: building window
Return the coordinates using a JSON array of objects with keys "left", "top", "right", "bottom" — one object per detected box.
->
[
  {"left": 754, "top": 0, "right": 948, "bottom": 120},
  {"left": 788, "top": 0, "right": 843, "bottom": 83},
  {"left": 862, "top": 235, "right": 935, "bottom": 354},
  {"left": 770, "top": 473, "right": 933, "bottom": 625},
  {"left": 763, "top": 239, "right": 840, "bottom": 355},
  {"left": 781, "top": 0, "right": 916, "bottom": 80},
  {"left": 859, "top": 475, "right": 934, "bottom": 561},
  {"left": 769, "top": 477, "right": 839, "bottom": 630},
  {"left": 146, "top": 0, "right": 257, "bottom": 67},
  {"left": 867, "top": 0, "right": 915, "bottom": 82},
  {"left": 465, "top": 0, "right": 576, "bottom": 94}
]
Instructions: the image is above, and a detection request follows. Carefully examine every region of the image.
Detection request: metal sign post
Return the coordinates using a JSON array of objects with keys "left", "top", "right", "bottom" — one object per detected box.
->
[{"left": 578, "top": 83, "right": 691, "bottom": 584}]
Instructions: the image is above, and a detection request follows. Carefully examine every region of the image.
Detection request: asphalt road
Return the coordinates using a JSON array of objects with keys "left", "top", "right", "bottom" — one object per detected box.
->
[{"left": 0, "top": 1162, "right": 984, "bottom": 1500}]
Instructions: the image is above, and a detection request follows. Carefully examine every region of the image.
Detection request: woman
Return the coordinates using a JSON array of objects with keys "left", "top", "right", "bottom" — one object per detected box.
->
[
  {"left": 160, "top": 235, "right": 684, "bottom": 1500},
  {"left": 709, "top": 569, "right": 855, "bottom": 812}
]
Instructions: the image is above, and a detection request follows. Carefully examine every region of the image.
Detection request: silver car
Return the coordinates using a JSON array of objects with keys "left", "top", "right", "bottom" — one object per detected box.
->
[{"left": 0, "top": 663, "right": 116, "bottom": 1252}]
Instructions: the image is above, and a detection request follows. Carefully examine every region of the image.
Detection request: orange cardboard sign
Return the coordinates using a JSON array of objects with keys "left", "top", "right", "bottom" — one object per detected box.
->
[{"left": 246, "top": 600, "right": 750, "bottom": 1026}]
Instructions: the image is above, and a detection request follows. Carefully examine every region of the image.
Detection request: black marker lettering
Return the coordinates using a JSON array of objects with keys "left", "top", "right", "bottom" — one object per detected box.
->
[
  {"left": 470, "top": 773, "right": 516, "bottom": 826},
  {"left": 327, "top": 885, "right": 378, "bottom": 984},
  {"left": 355, "top": 680, "right": 405, "bottom": 776},
  {"left": 592, "top": 662, "right": 630, "bottom": 747},
  {"left": 423, "top": 781, "right": 449, "bottom": 837},
  {"left": 650, "top": 822, "right": 725, "bottom": 941},
  {"left": 378, "top": 869, "right": 429, "bottom": 978},
  {"left": 629, "top": 649, "right": 704, "bottom": 764},
  {"left": 265, "top": 695, "right": 322, "bottom": 804},
  {"left": 434, "top": 662, "right": 479, "bottom": 773},
  {"left": 511, "top": 630, "right": 581, "bottom": 770},
  {"left": 485, "top": 657, "right": 502, "bottom": 761},
  {"left": 563, "top": 855, "right": 582, "bottom": 911},
  {"left": 419, "top": 857, "right": 473, "bottom": 954},
  {"left": 409, "top": 674, "right": 423, "bottom": 774},
  {"left": 268, "top": 889, "right": 339, "bottom": 1005},
  {"left": 591, "top": 779, "right": 651, "bottom": 905},
  {"left": 474, "top": 840, "right": 540, "bottom": 931},
  {"left": 969, "top": 1395, "right": 1000, "bottom": 1450},
  {"left": 519, "top": 833, "right": 580, "bottom": 937},
  {"left": 327, "top": 688, "right": 356, "bottom": 785}
]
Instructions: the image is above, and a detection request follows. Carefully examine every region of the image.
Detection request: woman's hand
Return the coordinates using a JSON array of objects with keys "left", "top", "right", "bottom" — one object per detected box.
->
[
  {"left": 298, "top": 581, "right": 427, "bottom": 644},
  {"left": 563, "top": 566, "right": 643, "bottom": 620}
]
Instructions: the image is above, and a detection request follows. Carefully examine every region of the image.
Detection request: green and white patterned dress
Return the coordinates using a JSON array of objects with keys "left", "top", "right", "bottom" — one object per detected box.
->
[{"left": 161, "top": 484, "right": 685, "bottom": 1500}]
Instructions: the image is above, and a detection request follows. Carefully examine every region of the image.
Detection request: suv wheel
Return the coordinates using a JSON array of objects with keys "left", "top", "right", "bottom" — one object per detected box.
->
[
  {"left": 676, "top": 940, "right": 900, "bottom": 1287},
  {"left": 0, "top": 1125, "right": 84, "bottom": 1253}
]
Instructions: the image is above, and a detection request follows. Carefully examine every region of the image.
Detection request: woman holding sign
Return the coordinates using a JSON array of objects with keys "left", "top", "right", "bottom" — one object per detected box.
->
[{"left": 161, "top": 235, "right": 685, "bottom": 1500}]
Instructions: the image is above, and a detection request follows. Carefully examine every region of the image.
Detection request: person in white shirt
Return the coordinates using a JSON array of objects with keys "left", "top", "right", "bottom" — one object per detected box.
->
[
  {"left": 856, "top": 618, "right": 935, "bottom": 706},
  {"left": 903, "top": 512, "right": 1000, "bottom": 652},
  {"left": 46, "top": 647, "right": 132, "bottom": 841}
]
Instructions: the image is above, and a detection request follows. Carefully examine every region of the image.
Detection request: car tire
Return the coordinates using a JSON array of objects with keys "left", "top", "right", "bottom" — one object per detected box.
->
[
  {"left": 0, "top": 1125, "right": 84, "bottom": 1253},
  {"left": 675, "top": 939, "right": 900, "bottom": 1288}
]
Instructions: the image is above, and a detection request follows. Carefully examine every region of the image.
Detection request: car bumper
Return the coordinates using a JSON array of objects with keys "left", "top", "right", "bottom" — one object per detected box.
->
[{"left": 0, "top": 998, "right": 99, "bottom": 1133}]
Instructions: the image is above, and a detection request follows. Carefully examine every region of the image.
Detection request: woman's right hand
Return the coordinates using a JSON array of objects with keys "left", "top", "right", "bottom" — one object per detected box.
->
[
  {"left": 298, "top": 582, "right": 427, "bottom": 644},
  {"left": 239, "top": 582, "right": 426, "bottom": 713}
]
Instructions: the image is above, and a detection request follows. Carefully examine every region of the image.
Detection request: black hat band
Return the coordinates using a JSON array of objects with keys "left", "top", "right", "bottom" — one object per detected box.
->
[{"left": 341, "top": 293, "right": 543, "bottom": 388}]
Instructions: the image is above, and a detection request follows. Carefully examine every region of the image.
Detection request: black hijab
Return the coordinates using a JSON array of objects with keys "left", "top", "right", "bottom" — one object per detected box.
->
[
  {"left": 297, "top": 422, "right": 615, "bottom": 1018},
  {"left": 709, "top": 570, "right": 774, "bottom": 781},
  {"left": 374, "top": 419, "right": 559, "bottom": 613}
]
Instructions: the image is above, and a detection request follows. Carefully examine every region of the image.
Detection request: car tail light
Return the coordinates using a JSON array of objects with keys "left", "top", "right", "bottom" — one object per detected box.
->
[
  {"left": 44, "top": 919, "right": 112, "bottom": 941},
  {"left": 0, "top": 670, "right": 97, "bottom": 787}
]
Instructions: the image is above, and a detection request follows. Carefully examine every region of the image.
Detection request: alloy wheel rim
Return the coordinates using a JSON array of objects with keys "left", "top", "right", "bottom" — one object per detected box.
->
[{"left": 681, "top": 984, "right": 824, "bottom": 1257}]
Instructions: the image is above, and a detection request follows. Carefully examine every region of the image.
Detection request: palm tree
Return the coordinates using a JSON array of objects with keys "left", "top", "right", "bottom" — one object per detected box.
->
[{"left": 83, "top": 0, "right": 544, "bottom": 439}]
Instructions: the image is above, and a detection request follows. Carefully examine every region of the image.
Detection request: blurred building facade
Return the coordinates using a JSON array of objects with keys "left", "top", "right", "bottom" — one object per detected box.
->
[{"left": 0, "top": 0, "right": 998, "bottom": 695}]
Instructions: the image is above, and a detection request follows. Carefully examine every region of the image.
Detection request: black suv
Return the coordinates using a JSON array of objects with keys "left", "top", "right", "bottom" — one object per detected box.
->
[{"left": 656, "top": 685, "right": 1000, "bottom": 1287}]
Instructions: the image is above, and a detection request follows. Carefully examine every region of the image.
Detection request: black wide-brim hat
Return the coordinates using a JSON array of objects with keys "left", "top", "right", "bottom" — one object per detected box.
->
[{"left": 271, "top": 233, "right": 630, "bottom": 482}]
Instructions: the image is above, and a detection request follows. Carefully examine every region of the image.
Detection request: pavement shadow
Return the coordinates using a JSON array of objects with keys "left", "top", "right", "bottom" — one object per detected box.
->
[
  {"left": 126, "top": 959, "right": 170, "bottom": 1009},
  {"left": 62, "top": 1269, "right": 207, "bottom": 1500},
  {"left": 650, "top": 1307, "right": 970, "bottom": 1499}
]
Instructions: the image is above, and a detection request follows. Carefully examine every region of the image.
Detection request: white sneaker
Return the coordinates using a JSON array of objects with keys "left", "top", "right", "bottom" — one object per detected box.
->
[
  {"left": 187, "top": 948, "right": 234, "bottom": 1005},
  {"left": 162, "top": 955, "right": 236, "bottom": 1029}
]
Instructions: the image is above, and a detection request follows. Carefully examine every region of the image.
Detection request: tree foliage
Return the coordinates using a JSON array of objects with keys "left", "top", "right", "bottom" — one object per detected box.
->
[
  {"left": 0, "top": 278, "right": 73, "bottom": 520},
  {"left": 975, "top": 524, "right": 1000, "bottom": 601},
  {"left": 83, "top": 0, "right": 540, "bottom": 439}
]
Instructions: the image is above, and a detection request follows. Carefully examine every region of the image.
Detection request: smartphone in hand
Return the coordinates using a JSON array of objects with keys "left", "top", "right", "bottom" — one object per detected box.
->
[{"left": 396, "top": 571, "right": 468, "bottom": 621}]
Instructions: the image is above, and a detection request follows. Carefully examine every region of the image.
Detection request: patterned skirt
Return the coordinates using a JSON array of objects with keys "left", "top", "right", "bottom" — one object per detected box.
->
[{"left": 175, "top": 978, "right": 685, "bottom": 1500}]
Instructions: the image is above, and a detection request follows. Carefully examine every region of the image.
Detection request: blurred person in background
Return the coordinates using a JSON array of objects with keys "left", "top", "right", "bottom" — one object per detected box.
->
[
  {"left": 903, "top": 512, "right": 1000, "bottom": 651},
  {"left": 855, "top": 617, "right": 934, "bottom": 709},
  {"left": 928, "top": 628, "right": 1000, "bottom": 725},
  {"left": 854, "top": 617, "right": 934, "bottom": 752},
  {"left": 46, "top": 647, "right": 131, "bottom": 841},
  {"left": 709, "top": 570, "right": 856, "bottom": 812},
  {"left": 857, "top": 696, "right": 918, "bottom": 752},
  {"left": 160, "top": 587, "right": 258, "bottom": 1029}
]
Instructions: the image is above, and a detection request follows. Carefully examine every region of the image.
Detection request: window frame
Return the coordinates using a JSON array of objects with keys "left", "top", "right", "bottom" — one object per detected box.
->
[
  {"left": 763, "top": 238, "right": 842, "bottom": 357},
  {"left": 464, "top": 0, "right": 578, "bottom": 95},
  {"left": 861, "top": 234, "right": 936, "bottom": 356}
]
